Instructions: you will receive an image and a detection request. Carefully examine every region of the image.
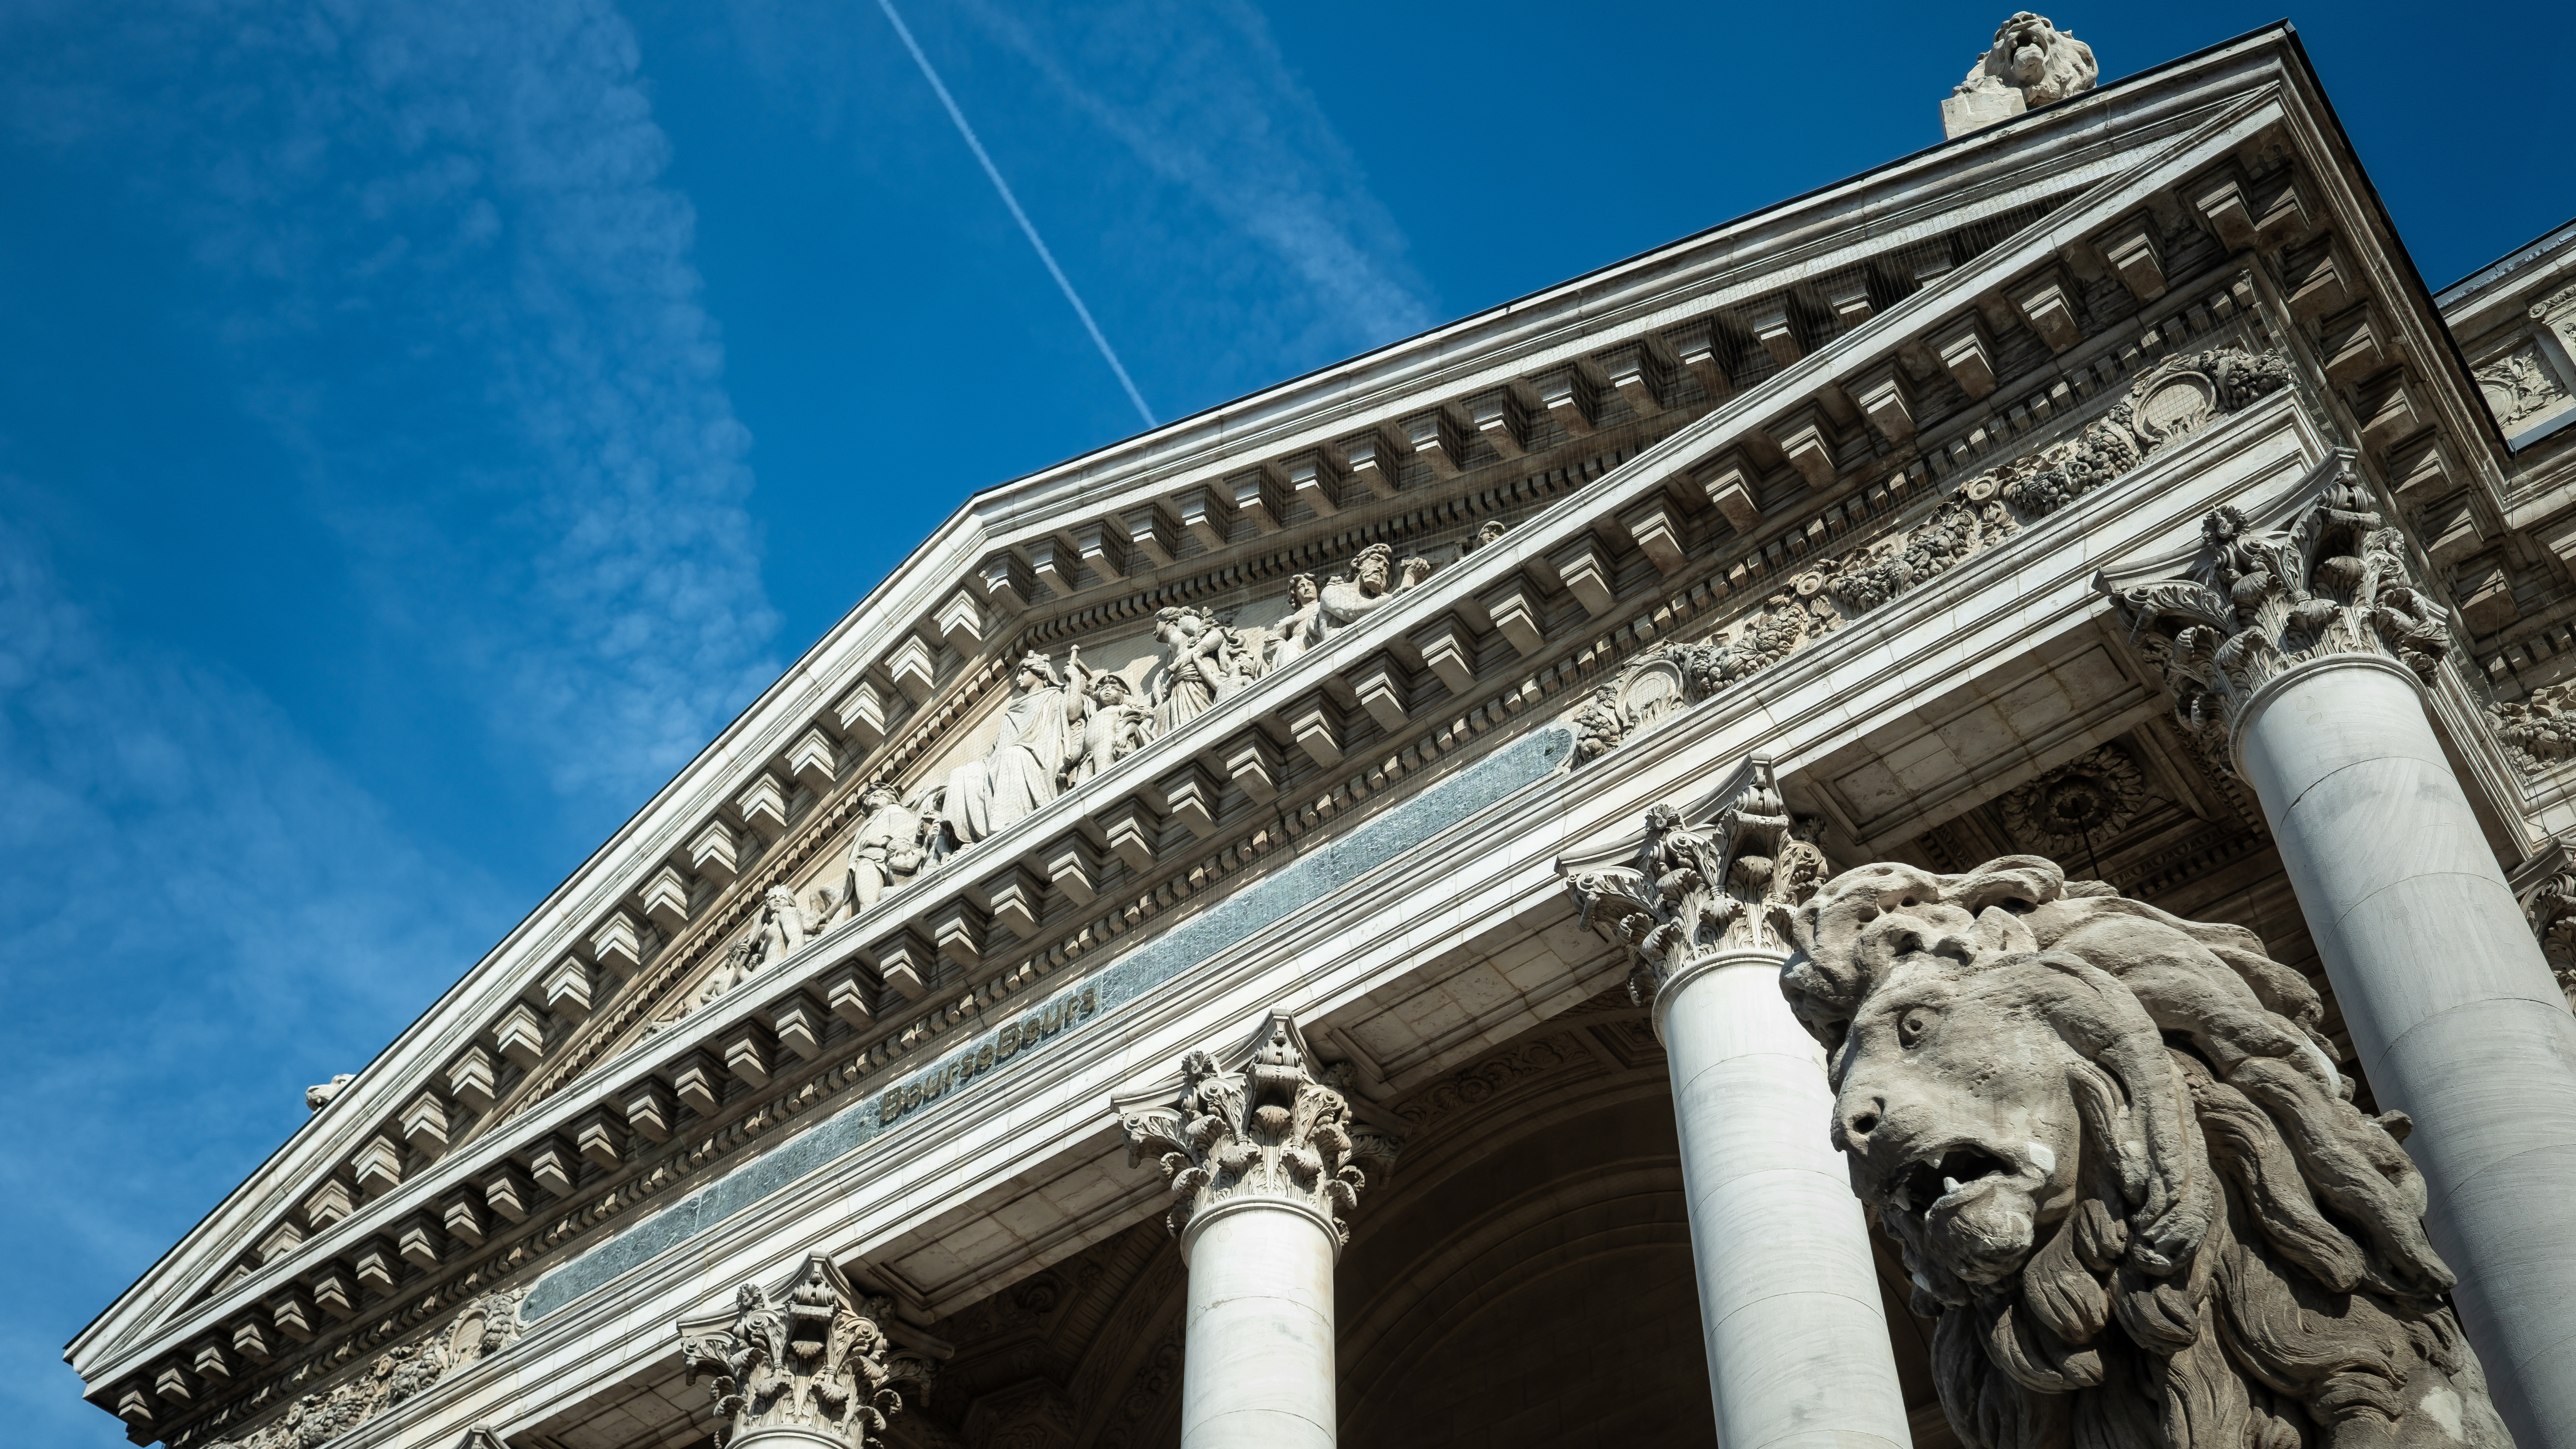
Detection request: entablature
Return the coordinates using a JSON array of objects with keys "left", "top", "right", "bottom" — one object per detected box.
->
[{"left": 84, "top": 28, "right": 2555, "bottom": 1449}]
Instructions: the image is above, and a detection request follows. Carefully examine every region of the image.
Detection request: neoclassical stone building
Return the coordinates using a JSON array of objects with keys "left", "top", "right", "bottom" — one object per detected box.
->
[{"left": 71, "top": 18, "right": 2576, "bottom": 1449}]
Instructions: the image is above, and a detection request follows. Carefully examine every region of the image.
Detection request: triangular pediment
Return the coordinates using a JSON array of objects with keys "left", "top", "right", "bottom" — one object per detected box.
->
[{"left": 78, "top": 30, "right": 2521, "bottom": 1449}]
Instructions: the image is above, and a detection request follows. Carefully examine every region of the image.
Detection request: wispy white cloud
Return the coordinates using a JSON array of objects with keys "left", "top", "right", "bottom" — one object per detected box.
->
[
  {"left": 6, "top": 0, "right": 781, "bottom": 807},
  {"left": 955, "top": 0, "right": 1437, "bottom": 355},
  {"left": 0, "top": 514, "right": 507, "bottom": 1441}
]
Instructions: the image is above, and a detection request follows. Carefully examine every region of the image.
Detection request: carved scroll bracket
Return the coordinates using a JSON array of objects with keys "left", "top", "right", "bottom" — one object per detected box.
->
[
  {"left": 676, "top": 1254, "right": 948, "bottom": 1449},
  {"left": 1113, "top": 1013, "right": 1401, "bottom": 1256},
  {"left": 1559, "top": 755, "right": 1832, "bottom": 1037},
  {"left": 2099, "top": 450, "right": 2452, "bottom": 775}
]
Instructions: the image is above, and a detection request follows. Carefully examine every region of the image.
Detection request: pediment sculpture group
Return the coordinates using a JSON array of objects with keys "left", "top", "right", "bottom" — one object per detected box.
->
[{"left": 708, "top": 544, "right": 1439, "bottom": 984}]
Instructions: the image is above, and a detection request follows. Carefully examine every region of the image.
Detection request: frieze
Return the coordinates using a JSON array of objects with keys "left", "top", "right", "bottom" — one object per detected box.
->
[
  {"left": 188, "top": 1291, "right": 522, "bottom": 1449},
  {"left": 877, "top": 987, "right": 1099, "bottom": 1126},
  {"left": 1571, "top": 347, "right": 2291, "bottom": 766}
]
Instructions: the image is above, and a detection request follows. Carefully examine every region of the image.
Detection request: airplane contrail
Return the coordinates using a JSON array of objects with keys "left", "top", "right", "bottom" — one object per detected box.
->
[{"left": 874, "top": 0, "right": 1157, "bottom": 429}]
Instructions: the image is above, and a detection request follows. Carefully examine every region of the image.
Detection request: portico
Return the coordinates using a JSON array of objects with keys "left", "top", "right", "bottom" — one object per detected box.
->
[{"left": 73, "top": 20, "right": 2576, "bottom": 1449}]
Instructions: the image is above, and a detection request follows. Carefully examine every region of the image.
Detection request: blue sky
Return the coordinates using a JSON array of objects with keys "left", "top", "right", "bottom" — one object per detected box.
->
[{"left": 3, "top": 0, "right": 2567, "bottom": 1439}]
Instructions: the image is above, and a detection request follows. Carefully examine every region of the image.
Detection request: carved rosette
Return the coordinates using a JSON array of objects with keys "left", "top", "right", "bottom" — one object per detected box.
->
[
  {"left": 2104, "top": 455, "right": 2451, "bottom": 772},
  {"left": 1115, "top": 1014, "right": 1397, "bottom": 1249},
  {"left": 677, "top": 1255, "right": 938, "bottom": 1449},
  {"left": 1562, "top": 757, "right": 1830, "bottom": 1015}
]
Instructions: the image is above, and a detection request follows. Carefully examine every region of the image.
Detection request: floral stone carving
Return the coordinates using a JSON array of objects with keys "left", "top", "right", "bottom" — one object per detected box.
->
[
  {"left": 1573, "top": 350, "right": 2290, "bottom": 767},
  {"left": 1563, "top": 756, "right": 1830, "bottom": 1007},
  {"left": 677, "top": 1254, "right": 940, "bottom": 1449},
  {"left": 1115, "top": 1013, "right": 1397, "bottom": 1246},
  {"left": 1781, "top": 855, "right": 2511, "bottom": 1449},
  {"left": 2105, "top": 456, "right": 2451, "bottom": 771},
  {"left": 1996, "top": 745, "right": 2150, "bottom": 860},
  {"left": 202, "top": 1290, "right": 524, "bottom": 1449},
  {"left": 2490, "top": 679, "right": 2576, "bottom": 774},
  {"left": 2513, "top": 848, "right": 2576, "bottom": 1012},
  {"left": 1572, "top": 592, "right": 1841, "bottom": 762}
]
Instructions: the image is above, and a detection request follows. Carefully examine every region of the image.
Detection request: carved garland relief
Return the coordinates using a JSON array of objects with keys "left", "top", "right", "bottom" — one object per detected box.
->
[
  {"left": 1573, "top": 349, "right": 2292, "bottom": 765},
  {"left": 197, "top": 1291, "right": 523, "bottom": 1449}
]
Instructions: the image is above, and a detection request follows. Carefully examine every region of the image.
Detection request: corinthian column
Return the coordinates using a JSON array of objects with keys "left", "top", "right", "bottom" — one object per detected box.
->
[
  {"left": 1565, "top": 759, "right": 1911, "bottom": 1449},
  {"left": 1117, "top": 1015, "right": 1393, "bottom": 1449},
  {"left": 2110, "top": 454, "right": 2576, "bottom": 1446},
  {"left": 676, "top": 1253, "right": 941, "bottom": 1449}
]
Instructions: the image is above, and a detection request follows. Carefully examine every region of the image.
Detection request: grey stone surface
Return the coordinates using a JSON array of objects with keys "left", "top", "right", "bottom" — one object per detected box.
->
[
  {"left": 1785, "top": 853, "right": 2512, "bottom": 1449},
  {"left": 2240, "top": 656, "right": 2576, "bottom": 1449},
  {"left": 528, "top": 729, "right": 1569, "bottom": 1324}
]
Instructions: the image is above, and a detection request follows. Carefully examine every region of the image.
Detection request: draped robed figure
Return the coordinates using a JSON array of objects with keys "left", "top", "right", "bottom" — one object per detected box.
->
[{"left": 944, "top": 653, "right": 1078, "bottom": 844}]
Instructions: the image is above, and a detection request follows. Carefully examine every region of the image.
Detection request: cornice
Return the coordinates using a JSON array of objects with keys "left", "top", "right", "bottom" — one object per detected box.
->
[{"left": 103, "top": 27, "right": 2530, "bottom": 1444}]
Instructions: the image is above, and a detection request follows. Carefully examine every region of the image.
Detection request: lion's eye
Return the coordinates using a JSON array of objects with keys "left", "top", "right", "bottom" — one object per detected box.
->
[{"left": 1898, "top": 1008, "right": 1938, "bottom": 1047}]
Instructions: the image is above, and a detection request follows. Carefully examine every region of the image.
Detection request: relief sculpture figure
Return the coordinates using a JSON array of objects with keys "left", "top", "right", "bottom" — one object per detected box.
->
[
  {"left": 1267, "top": 572, "right": 1323, "bottom": 670},
  {"left": 835, "top": 786, "right": 930, "bottom": 916},
  {"left": 1071, "top": 661, "right": 1157, "bottom": 784},
  {"left": 1150, "top": 606, "right": 1237, "bottom": 732},
  {"left": 1313, "top": 543, "right": 1432, "bottom": 644},
  {"left": 941, "top": 651, "right": 1076, "bottom": 845},
  {"left": 1779, "top": 854, "right": 2510, "bottom": 1449}
]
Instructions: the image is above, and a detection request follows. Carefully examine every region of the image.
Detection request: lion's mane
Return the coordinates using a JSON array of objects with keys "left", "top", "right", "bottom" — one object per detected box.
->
[
  {"left": 1957, "top": 12, "right": 2099, "bottom": 109},
  {"left": 1782, "top": 856, "right": 2507, "bottom": 1449}
]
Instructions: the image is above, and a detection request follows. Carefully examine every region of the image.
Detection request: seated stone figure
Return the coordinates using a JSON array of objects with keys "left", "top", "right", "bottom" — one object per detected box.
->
[
  {"left": 1780, "top": 855, "right": 2509, "bottom": 1449},
  {"left": 942, "top": 651, "right": 1076, "bottom": 845}
]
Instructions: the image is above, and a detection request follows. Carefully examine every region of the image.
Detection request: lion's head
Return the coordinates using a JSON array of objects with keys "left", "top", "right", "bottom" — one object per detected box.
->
[
  {"left": 1782, "top": 856, "right": 2509, "bottom": 1449},
  {"left": 1957, "top": 12, "right": 2098, "bottom": 109}
]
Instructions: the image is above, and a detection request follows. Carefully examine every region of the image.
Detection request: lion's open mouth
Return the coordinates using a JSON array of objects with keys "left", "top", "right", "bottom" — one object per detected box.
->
[{"left": 1887, "top": 1144, "right": 2016, "bottom": 1214}]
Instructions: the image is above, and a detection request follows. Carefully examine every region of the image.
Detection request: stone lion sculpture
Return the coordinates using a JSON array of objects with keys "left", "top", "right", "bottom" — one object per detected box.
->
[
  {"left": 1956, "top": 12, "right": 2097, "bottom": 109},
  {"left": 1779, "top": 855, "right": 2510, "bottom": 1449}
]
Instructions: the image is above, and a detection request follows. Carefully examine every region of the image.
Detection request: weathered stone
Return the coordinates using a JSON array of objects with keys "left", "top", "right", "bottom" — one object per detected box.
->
[{"left": 1784, "top": 855, "right": 2513, "bottom": 1449}]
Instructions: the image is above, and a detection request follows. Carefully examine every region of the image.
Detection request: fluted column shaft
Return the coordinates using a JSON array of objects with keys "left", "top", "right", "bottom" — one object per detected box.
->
[
  {"left": 2236, "top": 653, "right": 2576, "bottom": 1446},
  {"left": 1658, "top": 948, "right": 1913, "bottom": 1449}
]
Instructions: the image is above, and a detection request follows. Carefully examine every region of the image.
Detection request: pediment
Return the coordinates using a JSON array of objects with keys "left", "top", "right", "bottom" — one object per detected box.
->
[{"left": 77, "top": 30, "right": 2522, "bottom": 1449}]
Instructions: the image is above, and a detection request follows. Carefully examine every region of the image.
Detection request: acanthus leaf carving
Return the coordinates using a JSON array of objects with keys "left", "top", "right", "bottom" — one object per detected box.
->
[
  {"left": 676, "top": 1254, "right": 940, "bottom": 1449},
  {"left": 1562, "top": 757, "right": 1830, "bottom": 1007},
  {"left": 2105, "top": 455, "right": 2451, "bottom": 772},
  {"left": 1115, "top": 1014, "right": 1395, "bottom": 1246}
]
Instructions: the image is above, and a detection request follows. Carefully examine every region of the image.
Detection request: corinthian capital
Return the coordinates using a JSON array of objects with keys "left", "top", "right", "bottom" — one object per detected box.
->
[
  {"left": 1561, "top": 755, "right": 1830, "bottom": 1012},
  {"left": 676, "top": 1254, "right": 942, "bottom": 1449},
  {"left": 2100, "top": 452, "right": 2451, "bottom": 771},
  {"left": 1115, "top": 1014, "right": 1397, "bottom": 1249}
]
